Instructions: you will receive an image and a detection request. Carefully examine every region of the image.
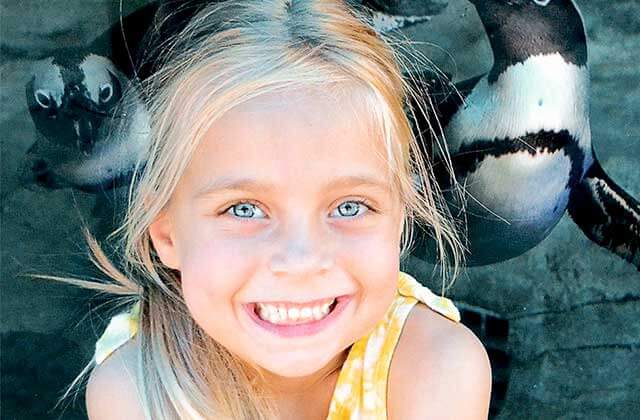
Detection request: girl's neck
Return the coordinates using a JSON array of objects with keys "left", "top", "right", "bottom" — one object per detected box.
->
[
  {"left": 258, "top": 348, "right": 349, "bottom": 420},
  {"left": 259, "top": 347, "right": 350, "bottom": 398}
]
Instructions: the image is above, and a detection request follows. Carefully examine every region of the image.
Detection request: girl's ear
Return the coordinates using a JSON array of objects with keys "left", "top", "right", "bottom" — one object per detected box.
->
[{"left": 149, "top": 211, "right": 181, "bottom": 270}]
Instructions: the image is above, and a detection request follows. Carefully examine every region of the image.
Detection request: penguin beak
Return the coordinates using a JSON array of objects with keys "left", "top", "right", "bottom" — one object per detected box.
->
[
  {"left": 68, "top": 86, "right": 111, "bottom": 117},
  {"left": 65, "top": 90, "right": 100, "bottom": 154},
  {"left": 74, "top": 117, "right": 94, "bottom": 155}
]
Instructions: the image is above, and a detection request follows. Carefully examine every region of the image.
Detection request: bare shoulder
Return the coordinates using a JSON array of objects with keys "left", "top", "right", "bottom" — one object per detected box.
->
[
  {"left": 388, "top": 303, "right": 492, "bottom": 420},
  {"left": 86, "top": 337, "right": 145, "bottom": 420}
]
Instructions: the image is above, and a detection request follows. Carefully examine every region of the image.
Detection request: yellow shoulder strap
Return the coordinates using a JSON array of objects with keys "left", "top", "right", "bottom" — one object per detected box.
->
[
  {"left": 94, "top": 301, "right": 140, "bottom": 365},
  {"left": 397, "top": 272, "right": 460, "bottom": 323}
]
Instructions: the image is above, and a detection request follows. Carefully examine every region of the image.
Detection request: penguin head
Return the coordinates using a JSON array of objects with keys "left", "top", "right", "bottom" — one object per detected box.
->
[
  {"left": 467, "top": 0, "right": 587, "bottom": 79},
  {"left": 26, "top": 51, "right": 125, "bottom": 155}
]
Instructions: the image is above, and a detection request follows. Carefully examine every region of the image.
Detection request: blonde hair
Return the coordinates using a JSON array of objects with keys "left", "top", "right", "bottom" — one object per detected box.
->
[{"left": 39, "top": 1, "right": 465, "bottom": 418}]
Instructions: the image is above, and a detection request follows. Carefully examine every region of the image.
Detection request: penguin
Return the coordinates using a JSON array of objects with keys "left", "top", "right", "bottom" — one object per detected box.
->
[
  {"left": 23, "top": 50, "right": 150, "bottom": 192},
  {"left": 21, "top": 2, "right": 159, "bottom": 192},
  {"left": 25, "top": 50, "right": 123, "bottom": 155},
  {"left": 410, "top": 0, "right": 640, "bottom": 269}
]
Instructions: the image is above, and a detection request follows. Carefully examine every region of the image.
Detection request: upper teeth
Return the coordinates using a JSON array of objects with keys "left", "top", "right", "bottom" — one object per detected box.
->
[{"left": 256, "top": 299, "right": 335, "bottom": 324}]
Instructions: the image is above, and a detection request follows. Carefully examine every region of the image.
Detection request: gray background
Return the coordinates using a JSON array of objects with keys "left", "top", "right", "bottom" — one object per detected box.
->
[{"left": 1, "top": 0, "right": 639, "bottom": 418}]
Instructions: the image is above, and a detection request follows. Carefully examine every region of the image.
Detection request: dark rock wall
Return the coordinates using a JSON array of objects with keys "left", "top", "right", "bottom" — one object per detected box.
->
[{"left": 1, "top": 1, "right": 638, "bottom": 419}]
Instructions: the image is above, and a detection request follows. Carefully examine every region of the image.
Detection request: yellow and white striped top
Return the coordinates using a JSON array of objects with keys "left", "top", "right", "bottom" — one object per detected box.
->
[
  {"left": 94, "top": 271, "right": 460, "bottom": 419},
  {"left": 326, "top": 271, "right": 460, "bottom": 419}
]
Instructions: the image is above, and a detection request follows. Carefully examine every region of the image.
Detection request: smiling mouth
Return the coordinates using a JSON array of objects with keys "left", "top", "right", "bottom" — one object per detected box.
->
[
  {"left": 244, "top": 295, "right": 351, "bottom": 338},
  {"left": 251, "top": 298, "right": 339, "bottom": 325}
]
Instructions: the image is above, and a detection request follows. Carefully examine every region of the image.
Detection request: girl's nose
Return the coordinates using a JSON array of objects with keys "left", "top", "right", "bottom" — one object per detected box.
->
[{"left": 268, "top": 222, "right": 333, "bottom": 275}]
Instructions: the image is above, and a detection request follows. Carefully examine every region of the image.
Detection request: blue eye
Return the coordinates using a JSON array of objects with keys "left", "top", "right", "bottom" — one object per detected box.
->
[
  {"left": 330, "top": 200, "right": 370, "bottom": 218},
  {"left": 223, "top": 199, "right": 373, "bottom": 221},
  {"left": 226, "top": 202, "right": 266, "bottom": 219}
]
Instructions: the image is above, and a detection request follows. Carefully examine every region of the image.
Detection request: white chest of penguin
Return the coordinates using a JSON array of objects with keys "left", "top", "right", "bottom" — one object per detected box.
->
[
  {"left": 447, "top": 52, "right": 591, "bottom": 151},
  {"left": 445, "top": 52, "right": 592, "bottom": 220}
]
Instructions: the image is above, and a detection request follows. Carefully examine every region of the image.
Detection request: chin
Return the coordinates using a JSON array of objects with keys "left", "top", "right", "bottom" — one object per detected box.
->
[{"left": 259, "top": 350, "right": 341, "bottom": 378}]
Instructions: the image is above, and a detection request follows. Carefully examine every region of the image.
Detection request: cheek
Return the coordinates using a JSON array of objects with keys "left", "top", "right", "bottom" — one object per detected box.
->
[
  {"left": 336, "top": 223, "right": 401, "bottom": 270},
  {"left": 337, "top": 228, "right": 401, "bottom": 319},
  {"left": 178, "top": 230, "right": 261, "bottom": 280},
  {"left": 178, "top": 237, "right": 260, "bottom": 319}
]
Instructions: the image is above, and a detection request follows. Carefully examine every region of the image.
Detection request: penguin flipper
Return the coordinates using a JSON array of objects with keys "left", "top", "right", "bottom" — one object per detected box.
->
[
  {"left": 405, "top": 70, "right": 485, "bottom": 190},
  {"left": 405, "top": 69, "right": 479, "bottom": 153},
  {"left": 567, "top": 158, "right": 640, "bottom": 270},
  {"left": 407, "top": 71, "right": 484, "bottom": 132},
  {"left": 453, "top": 74, "right": 485, "bottom": 98},
  {"left": 438, "top": 74, "right": 485, "bottom": 125}
]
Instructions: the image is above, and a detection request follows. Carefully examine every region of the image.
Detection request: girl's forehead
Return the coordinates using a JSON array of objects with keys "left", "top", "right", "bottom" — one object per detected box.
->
[
  {"left": 228, "top": 85, "right": 371, "bottom": 121},
  {"left": 180, "top": 86, "right": 396, "bottom": 194}
]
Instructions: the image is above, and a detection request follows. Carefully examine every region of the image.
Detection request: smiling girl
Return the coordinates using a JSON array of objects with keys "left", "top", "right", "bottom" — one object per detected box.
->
[{"left": 63, "top": 0, "right": 491, "bottom": 418}]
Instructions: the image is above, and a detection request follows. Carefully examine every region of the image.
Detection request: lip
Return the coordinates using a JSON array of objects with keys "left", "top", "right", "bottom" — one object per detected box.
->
[{"left": 243, "top": 295, "right": 352, "bottom": 338}]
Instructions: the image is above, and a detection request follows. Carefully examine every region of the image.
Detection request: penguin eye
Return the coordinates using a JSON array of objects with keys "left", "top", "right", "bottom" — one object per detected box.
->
[
  {"left": 35, "top": 89, "right": 51, "bottom": 109},
  {"left": 533, "top": 0, "right": 551, "bottom": 6},
  {"left": 99, "top": 83, "right": 113, "bottom": 103}
]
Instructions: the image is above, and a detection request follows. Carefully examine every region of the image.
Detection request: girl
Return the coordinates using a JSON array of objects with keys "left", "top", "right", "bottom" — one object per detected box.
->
[{"left": 60, "top": 0, "right": 491, "bottom": 418}]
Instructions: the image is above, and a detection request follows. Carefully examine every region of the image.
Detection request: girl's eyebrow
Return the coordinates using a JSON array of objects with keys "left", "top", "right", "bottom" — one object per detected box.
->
[{"left": 194, "top": 174, "right": 391, "bottom": 199}]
